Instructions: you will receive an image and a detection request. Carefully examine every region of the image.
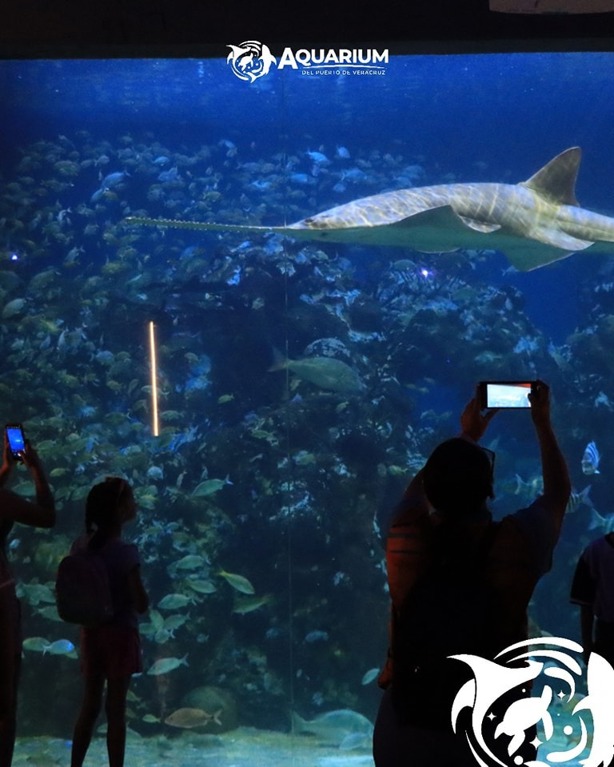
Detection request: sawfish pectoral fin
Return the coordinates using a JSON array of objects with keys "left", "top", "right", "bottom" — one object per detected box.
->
[
  {"left": 389, "top": 205, "right": 470, "bottom": 231},
  {"left": 504, "top": 247, "right": 576, "bottom": 272},
  {"left": 503, "top": 226, "right": 594, "bottom": 271},
  {"left": 530, "top": 226, "right": 594, "bottom": 252},
  {"left": 383, "top": 205, "right": 499, "bottom": 252},
  {"left": 391, "top": 206, "right": 500, "bottom": 236},
  {"left": 457, "top": 216, "right": 502, "bottom": 234}
]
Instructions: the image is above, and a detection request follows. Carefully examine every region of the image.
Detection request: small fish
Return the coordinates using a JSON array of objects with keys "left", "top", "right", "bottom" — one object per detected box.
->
[
  {"left": 164, "top": 707, "right": 222, "bottom": 729},
  {"left": 219, "top": 569, "right": 255, "bottom": 595},
  {"left": 582, "top": 441, "right": 601, "bottom": 475},
  {"left": 566, "top": 486, "right": 594, "bottom": 514},
  {"left": 45, "top": 638, "right": 76, "bottom": 655},
  {"left": 291, "top": 709, "right": 373, "bottom": 746},
  {"left": 589, "top": 508, "right": 614, "bottom": 534},
  {"left": 232, "top": 594, "right": 272, "bottom": 614},
  {"left": 186, "top": 579, "right": 217, "bottom": 595},
  {"left": 100, "top": 170, "right": 128, "bottom": 189},
  {"left": 18, "top": 582, "right": 56, "bottom": 606},
  {"left": 173, "top": 555, "right": 206, "bottom": 571},
  {"left": 361, "top": 667, "right": 380, "bottom": 686},
  {"left": 500, "top": 473, "right": 544, "bottom": 506},
  {"left": 158, "top": 167, "right": 180, "bottom": 183},
  {"left": 163, "top": 614, "right": 188, "bottom": 631},
  {"left": 153, "top": 629, "right": 174, "bottom": 644},
  {"left": 191, "top": 476, "right": 232, "bottom": 497},
  {"left": 158, "top": 593, "right": 193, "bottom": 610},
  {"left": 49, "top": 467, "right": 70, "bottom": 478},
  {"left": 306, "top": 150, "right": 330, "bottom": 166},
  {"left": 36, "top": 606, "right": 62, "bottom": 622},
  {"left": 147, "top": 655, "right": 189, "bottom": 676},
  {"left": 339, "top": 732, "right": 372, "bottom": 750},
  {"left": 22, "top": 636, "right": 50, "bottom": 653},
  {"left": 2, "top": 298, "right": 27, "bottom": 319},
  {"left": 148, "top": 609, "right": 165, "bottom": 631}
]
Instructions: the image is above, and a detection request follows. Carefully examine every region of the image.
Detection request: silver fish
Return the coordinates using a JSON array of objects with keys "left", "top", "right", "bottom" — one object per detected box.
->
[
  {"left": 147, "top": 655, "right": 189, "bottom": 675},
  {"left": 291, "top": 708, "right": 373, "bottom": 747},
  {"left": 191, "top": 476, "right": 232, "bottom": 497},
  {"left": 158, "top": 593, "right": 193, "bottom": 610},
  {"left": 567, "top": 486, "right": 594, "bottom": 514},
  {"left": 269, "top": 355, "right": 365, "bottom": 394},
  {"left": 589, "top": 508, "right": 614, "bottom": 534}
]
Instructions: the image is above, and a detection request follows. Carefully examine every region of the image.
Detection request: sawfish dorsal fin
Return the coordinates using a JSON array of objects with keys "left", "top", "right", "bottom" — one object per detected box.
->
[{"left": 520, "top": 146, "right": 581, "bottom": 206}]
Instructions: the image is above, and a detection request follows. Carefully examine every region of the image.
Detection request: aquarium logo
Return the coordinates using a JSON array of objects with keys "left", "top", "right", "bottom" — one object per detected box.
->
[
  {"left": 226, "top": 42, "right": 388, "bottom": 81},
  {"left": 277, "top": 47, "right": 388, "bottom": 76},
  {"left": 449, "top": 637, "right": 614, "bottom": 766},
  {"left": 226, "top": 41, "right": 277, "bottom": 83}
]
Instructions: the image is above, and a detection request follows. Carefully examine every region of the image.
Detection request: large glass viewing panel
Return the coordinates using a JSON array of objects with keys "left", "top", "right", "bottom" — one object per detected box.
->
[{"left": 1, "top": 50, "right": 613, "bottom": 765}]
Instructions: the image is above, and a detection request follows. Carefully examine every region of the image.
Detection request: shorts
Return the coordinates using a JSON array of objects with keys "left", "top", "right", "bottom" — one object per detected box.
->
[
  {"left": 0, "top": 589, "right": 21, "bottom": 717},
  {"left": 595, "top": 619, "right": 614, "bottom": 667},
  {"left": 80, "top": 624, "right": 142, "bottom": 679}
]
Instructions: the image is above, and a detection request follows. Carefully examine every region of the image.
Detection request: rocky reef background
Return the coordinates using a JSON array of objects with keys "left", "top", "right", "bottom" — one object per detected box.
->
[{"left": 0, "top": 122, "right": 611, "bottom": 742}]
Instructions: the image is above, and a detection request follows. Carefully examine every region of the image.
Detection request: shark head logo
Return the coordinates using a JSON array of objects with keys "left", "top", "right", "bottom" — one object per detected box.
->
[
  {"left": 227, "top": 41, "right": 277, "bottom": 83},
  {"left": 450, "top": 637, "right": 614, "bottom": 767}
]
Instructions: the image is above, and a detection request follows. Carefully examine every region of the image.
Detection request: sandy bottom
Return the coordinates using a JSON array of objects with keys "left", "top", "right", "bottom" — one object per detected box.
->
[
  {"left": 12, "top": 726, "right": 589, "bottom": 767},
  {"left": 13, "top": 728, "right": 375, "bottom": 767}
]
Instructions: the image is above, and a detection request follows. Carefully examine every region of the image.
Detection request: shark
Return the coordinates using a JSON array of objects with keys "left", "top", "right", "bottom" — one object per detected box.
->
[{"left": 125, "top": 146, "right": 614, "bottom": 272}]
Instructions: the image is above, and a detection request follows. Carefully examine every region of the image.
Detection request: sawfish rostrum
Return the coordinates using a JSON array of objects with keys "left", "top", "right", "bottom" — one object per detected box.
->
[{"left": 126, "top": 147, "right": 614, "bottom": 271}]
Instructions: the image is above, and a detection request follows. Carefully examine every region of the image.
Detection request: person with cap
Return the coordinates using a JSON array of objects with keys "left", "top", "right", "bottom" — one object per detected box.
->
[{"left": 373, "top": 380, "right": 570, "bottom": 767}]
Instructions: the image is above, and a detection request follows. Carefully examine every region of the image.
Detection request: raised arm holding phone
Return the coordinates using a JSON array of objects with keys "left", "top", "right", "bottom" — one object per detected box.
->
[
  {"left": 373, "top": 380, "right": 571, "bottom": 767},
  {"left": 0, "top": 424, "right": 55, "bottom": 767}
]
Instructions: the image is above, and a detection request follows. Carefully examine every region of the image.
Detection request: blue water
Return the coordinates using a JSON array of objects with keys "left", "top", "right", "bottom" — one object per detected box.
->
[
  {"left": 2, "top": 51, "right": 614, "bottom": 766},
  {"left": 4, "top": 52, "right": 612, "bottom": 338}
]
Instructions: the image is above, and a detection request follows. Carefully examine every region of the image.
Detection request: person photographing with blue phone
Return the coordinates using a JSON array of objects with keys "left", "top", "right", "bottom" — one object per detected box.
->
[
  {"left": 4, "top": 425, "right": 26, "bottom": 463},
  {"left": 0, "top": 423, "right": 55, "bottom": 767}
]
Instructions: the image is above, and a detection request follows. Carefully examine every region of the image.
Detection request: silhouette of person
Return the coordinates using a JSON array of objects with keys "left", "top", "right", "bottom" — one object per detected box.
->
[
  {"left": 70, "top": 477, "right": 149, "bottom": 767},
  {"left": 0, "top": 432, "right": 55, "bottom": 767},
  {"left": 570, "top": 532, "right": 614, "bottom": 667},
  {"left": 373, "top": 381, "right": 570, "bottom": 767}
]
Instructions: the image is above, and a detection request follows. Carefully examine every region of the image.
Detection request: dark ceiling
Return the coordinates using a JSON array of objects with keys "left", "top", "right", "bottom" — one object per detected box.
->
[{"left": 1, "top": 0, "right": 613, "bottom": 56}]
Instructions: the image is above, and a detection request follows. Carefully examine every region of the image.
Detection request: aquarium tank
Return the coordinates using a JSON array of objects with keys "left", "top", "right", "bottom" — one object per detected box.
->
[{"left": 1, "top": 47, "right": 614, "bottom": 766}]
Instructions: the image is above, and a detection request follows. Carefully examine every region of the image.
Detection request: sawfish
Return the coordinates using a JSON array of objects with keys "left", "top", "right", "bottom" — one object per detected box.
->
[{"left": 125, "top": 147, "right": 614, "bottom": 271}]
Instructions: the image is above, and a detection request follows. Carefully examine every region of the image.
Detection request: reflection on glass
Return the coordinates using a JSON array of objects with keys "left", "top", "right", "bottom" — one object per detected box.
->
[{"left": 0, "top": 51, "right": 611, "bottom": 765}]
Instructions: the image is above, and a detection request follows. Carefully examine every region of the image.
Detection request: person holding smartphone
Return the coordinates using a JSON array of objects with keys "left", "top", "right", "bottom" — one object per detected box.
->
[
  {"left": 0, "top": 425, "right": 55, "bottom": 767},
  {"left": 373, "top": 381, "right": 570, "bottom": 767}
]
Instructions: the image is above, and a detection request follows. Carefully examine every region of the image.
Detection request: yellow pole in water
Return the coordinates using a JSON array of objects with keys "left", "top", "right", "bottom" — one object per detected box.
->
[{"left": 148, "top": 321, "right": 159, "bottom": 436}]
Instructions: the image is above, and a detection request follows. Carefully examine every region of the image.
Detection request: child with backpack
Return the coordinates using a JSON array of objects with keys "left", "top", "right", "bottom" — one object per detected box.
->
[{"left": 69, "top": 477, "right": 149, "bottom": 767}]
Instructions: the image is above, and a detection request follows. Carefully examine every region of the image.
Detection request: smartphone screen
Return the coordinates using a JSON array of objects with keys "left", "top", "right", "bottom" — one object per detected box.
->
[
  {"left": 483, "top": 382, "right": 532, "bottom": 409},
  {"left": 5, "top": 424, "right": 26, "bottom": 457}
]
